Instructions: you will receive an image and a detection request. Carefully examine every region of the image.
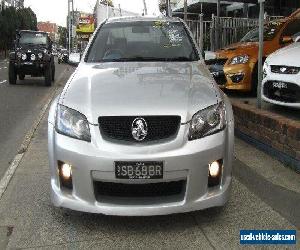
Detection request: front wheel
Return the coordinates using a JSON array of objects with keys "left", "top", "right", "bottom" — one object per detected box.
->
[
  {"left": 19, "top": 74, "right": 25, "bottom": 80},
  {"left": 52, "top": 65, "right": 55, "bottom": 82},
  {"left": 45, "top": 65, "right": 52, "bottom": 87},
  {"left": 8, "top": 63, "right": 17, "bottom": 85}
]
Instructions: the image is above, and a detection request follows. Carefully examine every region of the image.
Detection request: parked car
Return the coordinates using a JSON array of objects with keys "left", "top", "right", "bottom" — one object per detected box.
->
[
  {"left": 68, "top": 52, "right": 81, "bottom": 66},
  {"left": 262, "top": 42, "right": 300, "bottom": 108},
  {"left": 48, "top": 16, "right": 234, "bottom": 216},
  {"left": 9, "top": 30, "right": 55, "bottom": 86},
  {"left": 58, "top": 49, "right": 69, "bottom": 64},
  {"left": 207, "top": 9, "right": 300, "bottom": 94}
]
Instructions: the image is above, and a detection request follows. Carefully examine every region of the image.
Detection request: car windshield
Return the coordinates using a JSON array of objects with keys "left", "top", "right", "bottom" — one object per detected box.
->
[
  {"left": 19, "top": 32, "right": 47, "bottom": 45},
  {"left": 86, "top": 20, "right": 199, "bottom": 62},
  {"left": 240, "top": 21, "right": 284, "bottom": 42}
]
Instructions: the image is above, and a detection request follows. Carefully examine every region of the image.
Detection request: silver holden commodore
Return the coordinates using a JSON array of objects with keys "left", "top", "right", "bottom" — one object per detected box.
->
[{"left": 48, "top": 16, "right": 234, "bottom": 216}]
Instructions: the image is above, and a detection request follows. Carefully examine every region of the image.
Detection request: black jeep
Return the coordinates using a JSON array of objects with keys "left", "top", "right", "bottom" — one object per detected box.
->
[{"left": 9, "top": 30, "right": 55, "bottom": 86}]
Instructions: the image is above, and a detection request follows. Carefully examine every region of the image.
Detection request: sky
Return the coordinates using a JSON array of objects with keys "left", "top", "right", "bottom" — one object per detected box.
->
[{"left": 24, "top": 0, "right": 160, "bottom": 27}]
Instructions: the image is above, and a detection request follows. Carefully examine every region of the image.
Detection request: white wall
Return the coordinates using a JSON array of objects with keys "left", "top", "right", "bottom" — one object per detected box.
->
[{"left": 96, "top": 4, "right": 138, "bottom": 27}]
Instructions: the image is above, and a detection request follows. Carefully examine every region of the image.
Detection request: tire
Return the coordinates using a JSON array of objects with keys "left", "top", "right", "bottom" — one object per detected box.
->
[
  {"left": 8, "top": 63, "right": 17, "bottom": 85},
  {"left": 45, "top": 65, "right": 52, "bottom": 87},
  {"left": 251, "top": 63, "right": 258, "bottom": 96},
  {"left": 19, "top": 74, "right": 25, "bottom": 80},
  {"left": 52, "top": 65, "right": 55, "bottom": 82}
]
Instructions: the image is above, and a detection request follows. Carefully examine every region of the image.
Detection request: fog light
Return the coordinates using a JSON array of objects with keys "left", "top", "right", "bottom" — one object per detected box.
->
[
  {"left": 58, "top": 161, "right": 73, "bottom": 189},
  {"left": 209, "top": 161, "right": 220, "bottom": 177},
  {"left": 61, "top": 163, "right": 72, "bottom": 179},
  {"left": 208, "top": 160, "right": 223, "bottom": 187},
  {"left": 229, "top": 73, "right": 244, "bottom": 84}
]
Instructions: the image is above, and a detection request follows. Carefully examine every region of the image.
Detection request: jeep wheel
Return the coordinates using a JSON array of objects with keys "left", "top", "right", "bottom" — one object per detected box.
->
[
  {"left": 45, "top": 65, "right": 52, "bottom": 87},
  {"left": 19, "top": 74, "right": 25, "bottom": 80},
  {"left": 52, "top": 65, "right": 55, "bottom": 82},
  {"left": 9, "top": 63, "right": 17, "bottom": 85}
]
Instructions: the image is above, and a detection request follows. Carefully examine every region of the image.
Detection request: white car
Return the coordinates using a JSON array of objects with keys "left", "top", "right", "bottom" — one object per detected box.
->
[
  {"left": 48, "top": 16, "right": 234, "bottom": 216},
  {"left": 262, "top": 42, "right": 300, "bottom": 108}
]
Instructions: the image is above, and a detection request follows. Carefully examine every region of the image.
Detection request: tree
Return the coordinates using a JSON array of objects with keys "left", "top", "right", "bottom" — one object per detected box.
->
[
  {"left": 58, "top": 26, "right": 67, "bottom": 47},
  {"left": 100, "top": 0, "right": 114, "bottom": 7},
  {"left": 0, "top": 7, "right": 37, "bottom": 53}
]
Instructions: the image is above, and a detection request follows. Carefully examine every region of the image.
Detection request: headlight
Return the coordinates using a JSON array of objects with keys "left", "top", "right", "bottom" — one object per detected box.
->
[
  {"left": 189, "top": 102, "right": 226, "bottom": 140},
  {"left": 230, "top": 55, "right": 249, "bottom": 65},
  {"left": 31, "top": 54, "right": 36, "bottom": 61},
  {"left": 38, "top": 53, "right": 43, "bottom": 59},
  {"left": 21, "top": 53, "right": 27, "bottom": 61},
  {"left": 56, "top": 105, "right": 91, "bottom": 142}
]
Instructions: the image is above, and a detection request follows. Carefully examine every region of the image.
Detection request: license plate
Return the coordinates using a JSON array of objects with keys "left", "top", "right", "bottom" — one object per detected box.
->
[
  {"left": 273, "top": 82, "right": 288, "bottom": 89},
  {"left": 115, "top": 162, "right": 163, "bottom": 179}
]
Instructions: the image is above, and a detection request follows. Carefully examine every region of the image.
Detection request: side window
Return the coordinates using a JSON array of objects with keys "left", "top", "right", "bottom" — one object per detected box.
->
[{"left": 281, "top": 19, "right": 300, "bottom": 37}]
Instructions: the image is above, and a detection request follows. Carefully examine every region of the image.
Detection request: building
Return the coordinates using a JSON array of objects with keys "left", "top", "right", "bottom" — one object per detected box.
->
[
  {"left": 94, "top": 1, "right": 138, "bottom": 26},
  {"left": 171, "top": 0, "right": 300, "bottom": 19},
  {"left": 37, "top": 21, "right": 59, "bottom": 42}
]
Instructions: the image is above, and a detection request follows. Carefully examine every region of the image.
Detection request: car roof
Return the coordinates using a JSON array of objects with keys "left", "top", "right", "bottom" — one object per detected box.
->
[
  {"left": 20, "top": 30, "right": 48, "bottom": 35},
  {"left": 106, "top": 15, "right": 182, "bottom": 24}
]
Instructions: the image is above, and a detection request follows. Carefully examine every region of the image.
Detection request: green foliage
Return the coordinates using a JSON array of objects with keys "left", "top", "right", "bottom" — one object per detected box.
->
[
  {"left": 58, "top": 26, "right": 67, "bottom": 47},
  {"left": 100, "top": 0, "right": 114, "bottom": 7},
  {"left": 0, "top": 7, "right": 37, "bottom": 51}
]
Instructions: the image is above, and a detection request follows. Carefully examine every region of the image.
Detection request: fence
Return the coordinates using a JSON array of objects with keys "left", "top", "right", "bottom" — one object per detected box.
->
[{"left": 186, "top": 15, "right": 282, "bottom": 52}]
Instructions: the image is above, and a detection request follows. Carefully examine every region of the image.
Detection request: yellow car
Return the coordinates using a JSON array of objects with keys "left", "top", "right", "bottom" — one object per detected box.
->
[{"left": 207, "top": 9, "right": 300, "bottom": 94}]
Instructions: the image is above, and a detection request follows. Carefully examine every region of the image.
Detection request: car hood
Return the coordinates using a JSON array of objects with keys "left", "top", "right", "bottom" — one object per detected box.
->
[
  {"left": 266, "top": 42, "right": 300, "bottom": 66},
  {"left": 60, "top": 61, "right": 220, "bottom": 124},
  {"left": 216, "top": 42, "right": 259, "bottom": 59}
]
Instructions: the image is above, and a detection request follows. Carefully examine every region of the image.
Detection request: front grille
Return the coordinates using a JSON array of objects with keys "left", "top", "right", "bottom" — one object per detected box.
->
[
  {"left": 206, "top": 58, "right": 228, "bottom": 85},
  {"left": 263, "top": 81, "right": 300, "bottom": 103},
  {"left": 94, "top": 180, "right": 186, "bottom": 198},
  {"left": 213, "top": 72, "right": 227, "bottom": 85},
  {"left": 99, "top": 116, "right": 181, "bottom": 142},
  {"left": 205, "top": 58, "right": 228, "bottom": 66},
  {"left": 271, "top": 65, "right": 300, "bottom": 74}
]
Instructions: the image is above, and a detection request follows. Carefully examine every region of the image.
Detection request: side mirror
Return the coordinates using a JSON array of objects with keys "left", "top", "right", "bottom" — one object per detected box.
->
[{"left": 281, "top": 36, "right": 293, "bottom": 44}]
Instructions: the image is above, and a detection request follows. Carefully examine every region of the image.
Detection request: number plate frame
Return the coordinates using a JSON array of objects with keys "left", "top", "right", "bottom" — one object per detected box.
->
[{"left": 115, "top": 161, "right": 164, "bottom": 179}]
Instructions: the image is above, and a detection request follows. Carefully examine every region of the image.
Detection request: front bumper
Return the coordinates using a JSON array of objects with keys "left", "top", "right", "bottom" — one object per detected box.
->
[
  {"left": 13, "top": 60, "right": 47, "bottom": 75},
  {"left": 262, "top": 73, "right": 300, "bottom": 108},
  {"left": 208, "top": 60, "right": 255, "bottom": 92},
  {"left": 48, "top": 120, "right": 234, "bottom": 216}
]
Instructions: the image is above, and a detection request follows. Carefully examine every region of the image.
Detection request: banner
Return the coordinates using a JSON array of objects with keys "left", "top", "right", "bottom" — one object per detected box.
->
[{"left": 76, "top": 15, "right": 95, "bottom": 34}]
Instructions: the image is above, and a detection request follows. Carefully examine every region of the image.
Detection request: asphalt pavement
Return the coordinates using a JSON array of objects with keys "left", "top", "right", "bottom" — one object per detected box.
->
[
  {"left": 0, "top": 59, "right": 73, "bottom": 179},
  {"left": 0, "top": 61, "right": 298, "bottom": 248}
]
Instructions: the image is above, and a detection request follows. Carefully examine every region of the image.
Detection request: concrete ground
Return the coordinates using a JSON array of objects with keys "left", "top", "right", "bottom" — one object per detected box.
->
[{"left": 0, "top": 63, "right": 298, "bottom": 249}]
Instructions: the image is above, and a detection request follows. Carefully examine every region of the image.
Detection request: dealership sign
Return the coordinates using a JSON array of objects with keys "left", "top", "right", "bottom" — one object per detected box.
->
[{"left": 76, "top": 14, "right": 95, "bottom": 34}]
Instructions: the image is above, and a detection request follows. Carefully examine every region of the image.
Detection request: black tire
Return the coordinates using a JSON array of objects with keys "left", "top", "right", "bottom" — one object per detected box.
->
[
  {"left": 251, "top": 63, "right": 258, "bottom": 96},
  {"left": 19, "top": 74, "right": 25, "bottom": 80},
  {"left": 52, "top": 65, "right": 55, "bottom": 82},
  {"left": 45, "top": 65, "right": 52, "bottom": 87},
  {"left": 8, "top": 63, "right": 17, "bottom": 85}
]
